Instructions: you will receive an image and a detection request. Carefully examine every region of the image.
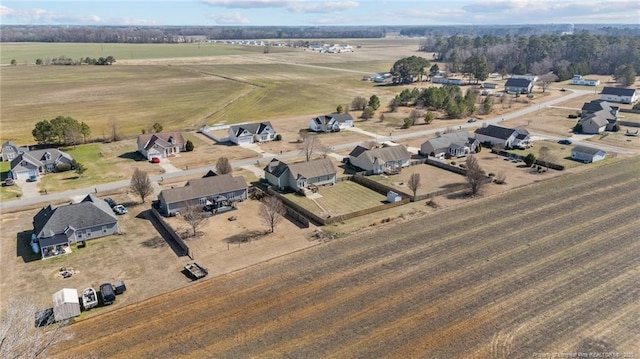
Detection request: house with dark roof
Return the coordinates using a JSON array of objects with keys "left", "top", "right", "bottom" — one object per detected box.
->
[
  {"left": 32, "top": 194, "right": 119, "bottom": 259},
  {"left": 579, "top": 100, "right": 619, "bottom": 134},
  {"left": 600, "top": 87, "right": 638, "bottom": 104},
  {"left": 571, "top": 145, "right": 606, "bottom": 163},
  {"left": 228, "top": 122, "right": 277, "bottom": 145},
  {"left": 504, "top": 78, "right": 533, "bottom": 94},
  {"left": 309, "top": 113, "right": 354, "bottom": 132},
  {"left": 474, "top": 125, "right": 530, "bottom": 149},
  {"left": 348, "top": 144, "right": 411, "bottom": 175},
  {"left": 264, "top": 158, "right": 337, "bottom": 192},
  {"left": 157, "top": 173, "right": 248, "bottom": 216},
  {"left": 137, "top": 132, "right": 186, "bottom": 160},
  {"left": 420, "top": 132, "right": 479, "bottom": 159},
  {"left": 10, "top": 148, "right": 73, "bottom": 180},
  {"left": 1, "top": 141, "right": 28, "bottom": 162}
]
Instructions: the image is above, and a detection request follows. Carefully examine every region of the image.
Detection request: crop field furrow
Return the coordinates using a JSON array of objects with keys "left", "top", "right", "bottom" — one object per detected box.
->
[
  {"left": 271, "top": 209, "right": 639, "bottom": 359},
  {"left": 49, "top": 159, "right": 639, "bottom": 358},
  {"left": 147, "top": 190, "right": 639, "bottom": 358}
]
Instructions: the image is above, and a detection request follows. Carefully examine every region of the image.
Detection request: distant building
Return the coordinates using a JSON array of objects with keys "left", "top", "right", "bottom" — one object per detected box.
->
[
  {"left": 505, "top": 78, "right": 533, "bottom": 94},
  {"left": 600, "top": 87, "right": 638, "bottom": 104},
  {"left": 432, "top": 76, "right": 464, "bottom": 85},
  {"left": 570, "top": 75, "right": 600, "bottom": 86}
]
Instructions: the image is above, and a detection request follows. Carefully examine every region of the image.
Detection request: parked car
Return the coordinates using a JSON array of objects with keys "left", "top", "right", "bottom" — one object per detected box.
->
[
  {"left": 99, "top": 283, "right": 116, "bottom": 305},
  {"left": 113, "top": 205, "right": 128, "bottom": 215},
  {"left": 151, "top": 157, "right": 161, "bottom": 163},
  {"left": 558, "top": 139, "right": 572, "bottom": 145},
  {"left": 104, "top": 198, "right": 116, "bottom": 208},
  {"left": 4, "top": 178, "right": 14, "bottom": 186},
  {"left": 467, "top": 118, "right": 477, "bottom": 123},
  {"left": 27, "top": 174, "right": 37, "bottom": 182},
  {"left": 567, "top": 113, "right": 578, "bottom": 119},
  {"left": 560, "top": 88, "right": 566, "bottom": 92}
]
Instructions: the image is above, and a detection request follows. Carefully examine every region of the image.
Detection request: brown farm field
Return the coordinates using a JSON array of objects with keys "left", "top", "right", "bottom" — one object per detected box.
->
[{"left": 48, "top": 158, "right": 640, "bottom": 358}]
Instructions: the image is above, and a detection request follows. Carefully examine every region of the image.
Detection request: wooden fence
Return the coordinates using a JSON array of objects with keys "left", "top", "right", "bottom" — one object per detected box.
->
[{"left": 149, "top": 206, "right": 193, "bottom": 259}]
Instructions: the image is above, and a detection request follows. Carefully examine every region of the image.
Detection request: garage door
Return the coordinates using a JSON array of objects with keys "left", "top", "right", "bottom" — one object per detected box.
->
[
  {"left": 12, "top": 169, "right": 31, "bottom": 180},
  {"left": 238, "top": 136, "right": 252, "bottom": 144}
]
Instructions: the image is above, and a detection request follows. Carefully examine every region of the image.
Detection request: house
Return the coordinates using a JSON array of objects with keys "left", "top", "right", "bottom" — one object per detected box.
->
[
  {"left": 571, "top": 145, "right": 606, "bottom": 163},
  {"left": 264, "top": 158, "right": 337, "bottom": 192},
  {"left": 157, "top": 173, "right": 248, "bottom": 216},
  {"left": 481, "top": 83, "right": 498, "bottom": 89},
  {"left": 52, "top": 288, "right": 81, "bottom": 322},
  {"left": 228, "top": 122, "right": 277, "bottom": 145},
  {"left": 348, "top": 144, "right": 411, "bottom": 175},
  {"left": 309, "top": 113, "right": 354, "bottom": 132},
  {"left": 474, "top": 125, "right": 531, "bottom": 149},
  {"left": 432, "top": 77, "right": 464, "bottom": 85},
  {"left": 420, "top": 132, "right": 479, "bottom": 159},
  {"left": 600, "top": 87, "right": 638, "bottom": 104},
  {"left": 579, "top": 100, "right": 619, "bottom": 133},
  {"left": 1, "top": 141, "right": 28, "bottom": 162},
  {"left": 373, "top": 73, "right": 392, "bottom": 83},
  {"left": 137, "top": 132, "right": 186, "bottom": 160},
  {"left": 570, "top": 75, "right": 600, "bottom": 86},
  {"left": 33, "top": 194, "right": 119, "bottom": 259},
  {"left": 504, "top": 78, "right": 533, "bottom": 94},
  {"left": 510, "top": 74, "right": 539, "bottom": 83},
  {"left": 10, "top": 148, "right": 73, "bottom": 180},
  {"left": 579, "top": 113, "right": 609, "bottom": 134}
]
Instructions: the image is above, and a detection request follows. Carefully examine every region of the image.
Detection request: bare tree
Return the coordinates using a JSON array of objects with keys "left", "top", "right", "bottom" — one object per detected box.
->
[
  {"left": 318, "top": 145, "right": 333, "bottom": 159},
  {"left": 182, "top": 204, "right": 207, "bottom": 237},
  {"left": 0, "top": 299, "right": 71, "bottom": 358},
  {"left": 108, "top": 118, "right": 120, "bottom": 142},
  {"left": 536, "top": 73, "right": 558, "bottom": 93},
  {"left": 297, "top": 129, "right": 308, "bottom": 143},
  {"left": 465, "top": 155, "right": 486, "bottom": 196},
  {"left": 362, "top": 140, "right": 377, "bottom": 149},
  {"left": 407, "top": 172, "right": 421, "bottom": 197},
  {"left": 259, "top": 195, "right": 285, "bottom": 233},
  {"left": 299, "top": 135, "right": 321, "bottom": 161},
  {"left": 409, "top": 109, "right": 423, "bottom": 126},
  {"left": 351, "top": 96, "right": 367, "bottom": 111},
  {"left": 216, "top": 157, "right": 232, "bottom": 175},
  {"left": 130, "top": 168, "right": 153, "bottom": 203}
]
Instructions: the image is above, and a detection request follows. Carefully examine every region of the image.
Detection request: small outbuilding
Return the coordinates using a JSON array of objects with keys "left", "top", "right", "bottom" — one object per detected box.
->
[
  {"left": 571, "top": 145, "right": 606, "bottom": 163},
  {"left": 52, "top": 288, "right": 81, "bottom": 322},
  {"left": 387, "top": 191, "right": 402, "bottom": 203}
]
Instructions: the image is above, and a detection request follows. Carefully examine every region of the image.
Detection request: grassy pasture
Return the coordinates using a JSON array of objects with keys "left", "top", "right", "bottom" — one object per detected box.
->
[
  {"left": 0, "top": 42, "right": 291, "bottom": 65},
  {"left": 283, "top": 181, "right": 387, "bottom": 217}
]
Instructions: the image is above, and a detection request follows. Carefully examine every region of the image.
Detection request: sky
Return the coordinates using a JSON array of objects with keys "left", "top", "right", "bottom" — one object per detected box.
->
[{"left": 0, "top": 0, "right": 638, "bottom": 27}]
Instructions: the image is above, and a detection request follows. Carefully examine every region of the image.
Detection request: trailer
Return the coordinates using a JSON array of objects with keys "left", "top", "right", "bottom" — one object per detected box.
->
[{"left": 184, "top": 262, "right": 208, "bottom": 280}]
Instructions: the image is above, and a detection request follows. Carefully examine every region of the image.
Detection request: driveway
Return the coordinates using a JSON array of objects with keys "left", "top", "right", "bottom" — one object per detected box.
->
[
  {"left": 240, "top": 143, "right": 275, "bottom": 157},
  {"left": 158, "top": 157, "right": 181, "bottom": 174},
  {"left": 16, "top": 178, "right": 40, "bottom": 199}
]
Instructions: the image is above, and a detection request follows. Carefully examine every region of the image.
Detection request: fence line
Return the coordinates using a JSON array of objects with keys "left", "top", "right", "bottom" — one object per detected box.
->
[{"left": 149, "top": 206, "right": 192, "bottom": 259}]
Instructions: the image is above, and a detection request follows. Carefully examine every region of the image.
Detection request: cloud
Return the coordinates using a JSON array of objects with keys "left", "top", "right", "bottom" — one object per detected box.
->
[
  {"left": 203, "top": 0, "right": 359, "bottom": 13},
  {"left": 0, "top": 6, "right": 101, "bottom": 24},
  {"left": 207, "top": 12, "right": 250, "bottom": 24},
  {"left": 110, "top": 17, "right": 158, "bottom": 26}
]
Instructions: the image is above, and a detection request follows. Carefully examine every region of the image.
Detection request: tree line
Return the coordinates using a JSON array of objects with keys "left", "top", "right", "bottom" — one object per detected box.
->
[
  {"left": 419, "top": 33, "right": 640, "bottom": 82},
  {"left": 32, "top": 116, "right": 91, "bottom": 146},
  {"left": 0, "top": 25, "right": 385, "bottom": 43},
  {"left": 30, "top": 55, "right": 116, "bottom": 66},
  {"left": 400, "top": 24, "right": 640, "bottom": 38}
]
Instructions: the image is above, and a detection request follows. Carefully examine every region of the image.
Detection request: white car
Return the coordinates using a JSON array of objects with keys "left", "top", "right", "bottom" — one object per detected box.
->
[{"left": 113, "top": 205, "right": 128, "bottom": 215}]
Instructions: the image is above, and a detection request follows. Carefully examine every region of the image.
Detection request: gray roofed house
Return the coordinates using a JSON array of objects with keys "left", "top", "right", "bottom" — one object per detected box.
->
[
  {"left": 10, "top": 148, "right": 73, "bottom": 180},
  {"left": 137, "top": 132, "right": 186, "bottom": 160},
  {"left": 505, "top": 78, "right": 533, "bottom": 94},
  {"left": 32, "top": 194, "right": 119, "bottom": 259},
  {"left": 579, "top": 100, "right": 618, "bottom": 134},
  {"left": 571, "top": 145, "right": 606, "bottom": 163},
  {"left": 420, "top": 132, "right": 479, "bottom": 159},
  {"left": 348, "top": 144, "right": 411, "bottom": 175},
  {"left": 157, "top": 174, "right": 248, "bottom": 216},
  {"left": 309, "top": 113, "right": 354, "bottom": 132},
  {"left": 227, "top": 122, "right": 277, "bottom": 145},
  {"left": 264, "top": 158, "right": 337, "bottom": 191},
  {"left": 474, "top": 125, "right": 530, "bottom": 149},
  {"left": 1, "top": 141, "right": 28, "bottom": 162},
  {"left": 600, "top": 87, "right": 638, "bottom": 104}
]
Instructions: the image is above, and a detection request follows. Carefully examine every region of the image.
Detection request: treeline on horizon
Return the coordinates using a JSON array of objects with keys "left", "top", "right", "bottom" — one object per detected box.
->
[
  {"left": 0, "top": 25, "right": 387, "bottom": 42},
  {"left": 420, "top": 32, "right": 640, "bottom": 80}
]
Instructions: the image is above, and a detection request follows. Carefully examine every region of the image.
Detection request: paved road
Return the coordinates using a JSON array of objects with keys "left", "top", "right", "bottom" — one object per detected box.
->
[{"left": 0, "top": 88, "right": 627, "bottom": 212}]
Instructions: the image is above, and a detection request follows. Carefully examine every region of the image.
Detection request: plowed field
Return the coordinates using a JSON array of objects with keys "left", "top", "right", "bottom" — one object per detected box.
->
[{"left": 50, "top": 159, "right": 640, "bottom": 358}]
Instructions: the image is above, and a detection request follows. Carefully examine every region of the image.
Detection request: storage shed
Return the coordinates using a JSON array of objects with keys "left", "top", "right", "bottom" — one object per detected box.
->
[
  {"left": 387, "top": 191, "right": 402, "bottom": 203},
  {"left": 52, "top": 288, "right": 81, "bottom": 322}
]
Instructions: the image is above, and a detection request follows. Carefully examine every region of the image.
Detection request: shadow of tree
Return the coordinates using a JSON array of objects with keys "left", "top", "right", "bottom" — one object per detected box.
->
[
  {"left": 118, "top": 151, "right": 147, "bottom": 162},
  {"left": 225, "top": 230, "right": 268, "bottom": 244}
]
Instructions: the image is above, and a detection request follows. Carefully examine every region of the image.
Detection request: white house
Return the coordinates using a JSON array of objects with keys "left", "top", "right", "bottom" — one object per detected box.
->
[
  {"left": 571, "top": 145, "right": 606, "bottom": 163},
  {"left": 309, "top": 113, "right": 354, "bottom": 132},
  {"left": 505, "top": 78, "right": 533, "bottom": 94},
  {"left": 600, "top": 87, "right": 638, "bottom": 104},
  {"left": 570, "top": 75, "right": 600, "bottom": 86},
  {"left": 474, "top": 125, "right": 530, "bottom": 149},
  {"left": 228, "top": 122, "right": 277, "bottom": 145}
]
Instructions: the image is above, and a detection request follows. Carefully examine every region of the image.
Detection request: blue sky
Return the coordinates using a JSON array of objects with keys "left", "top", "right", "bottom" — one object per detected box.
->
[{"left": 1, "top": 0, "right": 638, "bottom": 26}]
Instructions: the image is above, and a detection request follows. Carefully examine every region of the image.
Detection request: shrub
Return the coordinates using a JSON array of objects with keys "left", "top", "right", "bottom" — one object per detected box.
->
[
  {"left": 185, "top": 140, "right": 194, "bottom": 151},
  {"left": 488, "top": 172, "right": 495, "bottom": 177},
  {"left": 459, "top": 163, "right": 466, "bottom": 168},
  {"left": 402, "top": 118, "right": 412, "bottom": 129},
  {"left": 56, "top": 163, "right": 72, "bottom": 172},
  {"left": 450, "top": 161, "right": 456, "bottom": 165},
  {"left": 274, "top": 134, "right": 282, "bottom": 141}
]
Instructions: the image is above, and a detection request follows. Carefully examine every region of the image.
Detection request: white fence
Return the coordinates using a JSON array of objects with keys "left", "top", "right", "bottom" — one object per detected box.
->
[{"left": 200, "top": 125, "right": 230, "bottom": 143}]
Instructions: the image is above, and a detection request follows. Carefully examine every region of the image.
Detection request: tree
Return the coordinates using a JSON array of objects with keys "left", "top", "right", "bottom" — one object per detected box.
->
[
  {"left": 351, "top": 96, "right": 367, "bottom": 111},
  {"left": 216, "top": 156, "right": 232, "bottom": 175},
  {"left": 0, "top": 299, "right": 71, "bottom": 359},
  {"left": 130, "top": 168, "right": 153, "bottom": 203},
  {"left": 409, "top": 109, "right": 423, "bottom": 125},
  {"left": 482, "top": 97, "right": 493, "bottom": 115},
  {"left": 151, "top": 122, "right": 163, "bottom": 133},
  {"left": 573, "top": 123, "right": 583, "bottom": 133},
  {"left": 32, "top": 120, "right": 55, "bottom": 144},
  {"left": 336, "top": 104, "right": 344, "bottom": 113},
  {"left": 613, "top": 64, "right": 636, "bottom": 87},
  {"left": 10, "top": 59, "right": 16, "bottom": 65},
  {"left": 429, "top": 63, "right": 440, "bottom": 77},
  {"left": 259, "top": 195, "right": 285, "bottom": 233},
  {"left": 379, "top": 113, "right": 385, "bottom": 122},
  {"left": 388, "top": 97, "right": 400, "bottom": 112},
  {"left": 109, "top": 118, "right": 120, "bottom": 142},
  {"left": 185, "top": 139, "right": 194, "bottom": 151},
  {"left": 299, "top": 135, "right": 320, "bottom": 161},
  {"left": 463, "top": 54, "right": 489, "bottom": 83},
  {"left": 79, "top": 122, "right": 91, "bottom": 143},
  {"left": 537, "top": 73, "right": 558, "bottom": 93},
  {"left": 407, "top": 172, "right": 421, "bottom": 197},
  {"left": 35, "top": 58, "right": 43, "bottom": 65},
  {"left": 390, "top": 55, "right": 430, "bottom": 84},
  {"left": 523, "top": 153, "right": 537, "bottom": 167},
  {"left": 182, "top": 204, "right": 207, "bottom": 237},
  {"left": 424, "top": 111, "right": 435, "bottom": 124},
  {"left": 361, "top": 106, "right": 375, "bottom": 120},
  {"left": 465, "top": 155, "right": 486, "bottom": 196},
  {"left": 70, "top": 159, "right": 86, "bottom": 176},
  {"left": 368, "top": 95, "right": 380, "bottom": 110}
]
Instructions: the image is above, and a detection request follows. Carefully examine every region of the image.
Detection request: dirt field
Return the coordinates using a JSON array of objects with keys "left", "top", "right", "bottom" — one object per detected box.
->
[{"left": 47, "top": 158, "right": 639, "bottom": 358}]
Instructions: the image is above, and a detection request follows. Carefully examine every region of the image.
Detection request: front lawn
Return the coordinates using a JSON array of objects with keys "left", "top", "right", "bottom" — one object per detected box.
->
[{"left": 506, "top": 140, "right": 582, "bottom": 169}]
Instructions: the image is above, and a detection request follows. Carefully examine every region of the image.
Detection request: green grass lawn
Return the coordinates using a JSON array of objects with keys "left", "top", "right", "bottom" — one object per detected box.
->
[
  {"left": 507, "top": 140, "right": 583, "bottom": 169},
  {"left": 284, "top": 181, "right": 386, "bottom": 217},
  {"left": 0, "top": 162, "right": 22, "bottom": 201}
]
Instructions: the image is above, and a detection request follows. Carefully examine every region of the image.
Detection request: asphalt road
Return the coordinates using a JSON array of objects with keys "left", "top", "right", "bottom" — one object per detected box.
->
[{"left": 0, "top": 88, "right": 614, "bottom": 212}]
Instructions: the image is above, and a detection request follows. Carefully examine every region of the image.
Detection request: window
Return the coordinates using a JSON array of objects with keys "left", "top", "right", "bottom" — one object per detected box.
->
[
  {"left": 198, "top": 197, "right": 206, "bottom": 205},
  {"left": 102, "top": 226, "right": 107, "bottom": 234}
]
